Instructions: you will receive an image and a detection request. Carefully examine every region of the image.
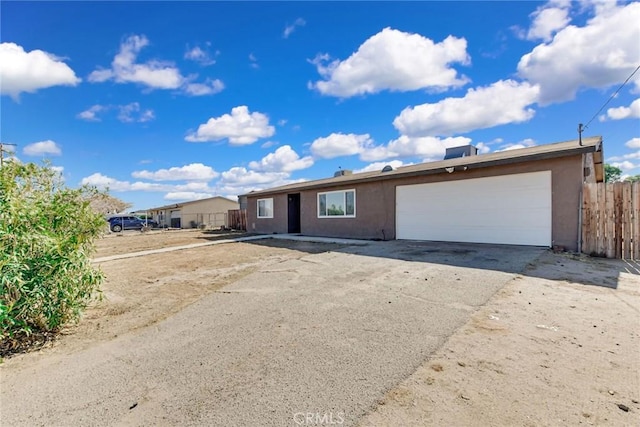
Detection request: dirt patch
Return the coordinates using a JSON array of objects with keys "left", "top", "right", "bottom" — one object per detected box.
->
[
  {"left": 359, "top": 251, "right": 640, "bottom": 426},
  {"left": 7, "top": 231, "right": 342, "bottom": 359}
]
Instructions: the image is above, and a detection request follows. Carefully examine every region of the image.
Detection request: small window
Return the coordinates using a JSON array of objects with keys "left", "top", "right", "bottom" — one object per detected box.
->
[
  {"left": 318, "top": 189, "right": 355, "bottom": 218},
  {"left": 257, "top": 198, "right": 274, "bottom": 218}
]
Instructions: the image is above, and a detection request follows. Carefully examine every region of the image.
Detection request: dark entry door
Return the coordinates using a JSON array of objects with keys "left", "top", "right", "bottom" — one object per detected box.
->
[{"left": 287, "top": 193, "right": 301, "bottom": 233}]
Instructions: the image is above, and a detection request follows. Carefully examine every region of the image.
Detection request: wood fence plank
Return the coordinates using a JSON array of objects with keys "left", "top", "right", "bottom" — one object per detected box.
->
[
  {"left": 631, "top": 182, "right": 640, "bottom": 260},
  {"left": 622, "top": 183, "right": 632, "bottom": 259},
  {"left": 582, "top": 183, "right": 593, "bottom": 255},
  {"left": 596, "top": 183, "right": 606, "bottom": 256},
  {"left": 605, "top": 184, "right": 616, "bottom": 258},
  {"left": 614, "top": 183, "right": 623, "bottom": 259}
]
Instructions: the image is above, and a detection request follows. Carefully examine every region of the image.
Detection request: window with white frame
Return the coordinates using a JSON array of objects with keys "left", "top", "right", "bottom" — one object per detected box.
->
[
  {"left": 257, "top": 198, "right": 274, "bottom": 218},
  {"left": 317, "top": 189, "right": 355, "bottom": 218}
]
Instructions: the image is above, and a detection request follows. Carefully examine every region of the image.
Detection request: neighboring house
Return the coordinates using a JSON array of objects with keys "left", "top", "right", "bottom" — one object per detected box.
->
[
  {"left": 242, "top": 137, "right": 604, "bottom": 251},
  {"left": 148, "top": 196, "right": 239, "bottom": 229}
]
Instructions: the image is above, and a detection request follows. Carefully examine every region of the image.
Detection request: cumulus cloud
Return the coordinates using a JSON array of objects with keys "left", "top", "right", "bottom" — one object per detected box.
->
[
  {"left": 77, "top": 103, "right": 155, "bottom": 123},
  {"left": 132, "top": 163, "right": 219, "bottom": 181},
  {"left": 283, "top": 18, "right": 306, "bottom": 39},
  {"left": 494, "top": 138, "right": 537, "bottom": 152},
  {"left": 89, "top": 35, "right": 223, "bottom": 96},
  {"left": 81, "top": 172, "right": 220, "bottom": 195},
  {"left": 185, "top": 106, "right": 275, "bottom": 145},
  {"left": 626, "top": 138, "right": 640, "bottom": 149},
  {"left": 394, "top": 80, "right": 540, "bottom": 137},
  {"left": 354, "top": 160, "right": 408, "bottom": 174},
  {"left": 524, "top": 0, "right": 571, "bottom": 42},
  {"left": 184, "top": 79, "right": 225, "bottom": 96},
  {"left": 0, "top": 42, "right": 80, "bottom": 100},
  {"left": 610, "top": 160, "right": 638, "bottom": 171},
  {"left": 517, "top": 2, "right": 640, "bottom": 105},
  {"left": 164, "top": 192, "right": 214, "bottom": 201},
  {"left": 310, "top": 133, "right": 375, "bottom": 159},
  {"left": 249, "top": 145, "right": 314, "bottom": 172},
  {"left": 77, "top": 104, "right": 106, "bottom": 121},
  {"left": 376, "top": 135, "right": 474, "bottom": 162},
  {"left": 600, "top": 98, "right": 640, "bottom": 121},
  {"left": 310, "top": 28, "right": 470, "bottom": 98},
  {"left": 214, "top": 166, "right": 300, "bottom": 196},
  {"left": 117, "top": 102, "right": 155, "bottom": 123},
  {"left": 184, "top": 46, "right": 217, "bottom": 66},
  {"left": 23, "top": 140, "right": 62, "bottom": 156}
]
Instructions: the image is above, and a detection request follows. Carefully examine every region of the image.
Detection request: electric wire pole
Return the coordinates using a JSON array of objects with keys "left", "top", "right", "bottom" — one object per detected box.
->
[{"left": 0, "top": 143, "right": 18, "bottom": 166}]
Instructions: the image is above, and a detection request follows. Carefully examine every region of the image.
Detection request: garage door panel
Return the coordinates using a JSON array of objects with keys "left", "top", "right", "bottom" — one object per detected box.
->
[{"left": 396, "top": 171, "right": 551, "bottom": 246}]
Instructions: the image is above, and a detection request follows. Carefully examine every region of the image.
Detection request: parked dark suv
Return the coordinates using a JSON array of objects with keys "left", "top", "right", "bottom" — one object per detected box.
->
[{"left": 107, "top": 215, "right": 158, "bottom": 232}]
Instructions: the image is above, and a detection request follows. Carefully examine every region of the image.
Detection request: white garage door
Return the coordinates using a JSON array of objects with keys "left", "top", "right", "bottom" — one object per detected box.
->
[{"left": 396, "top": 171, "right": 551, "bottom": 246}]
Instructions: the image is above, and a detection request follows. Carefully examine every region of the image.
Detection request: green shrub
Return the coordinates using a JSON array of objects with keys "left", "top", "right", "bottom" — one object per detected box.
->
[{"left": 0, "top": 162, "right": 105, "bottom": 349}]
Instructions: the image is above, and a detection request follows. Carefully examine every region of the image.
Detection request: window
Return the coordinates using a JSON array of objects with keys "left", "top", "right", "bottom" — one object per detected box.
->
[
  {"left": 318, "top": 189, "right": 355, "bottom": 218},
  {"left": 257, "top": 198, "right": 274, "bottom": 218}
]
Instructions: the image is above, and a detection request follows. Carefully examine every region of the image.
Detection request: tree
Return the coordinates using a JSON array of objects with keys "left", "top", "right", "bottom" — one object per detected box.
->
[
  {"left": 87, "top": 192, "right": 132, "bottom": 216},
  {"left": 1, "top": 162, "right": 105, "bottom": 351},
  {"left": 604, "top": 164, "right": 622, "bottom": 183},
  {"left": 625, "top": 175, "right": 640, "bottom": 182}
]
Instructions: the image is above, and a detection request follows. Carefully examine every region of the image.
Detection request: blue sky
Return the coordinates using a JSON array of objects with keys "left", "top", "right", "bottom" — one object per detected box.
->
[{"left": 2, "top": 1, "right": 639, "bottom": 211}]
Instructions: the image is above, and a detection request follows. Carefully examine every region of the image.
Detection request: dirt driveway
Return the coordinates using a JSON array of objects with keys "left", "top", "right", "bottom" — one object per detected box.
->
[{"left": 1, "top": 231, "right": 639, "bottom": 426}]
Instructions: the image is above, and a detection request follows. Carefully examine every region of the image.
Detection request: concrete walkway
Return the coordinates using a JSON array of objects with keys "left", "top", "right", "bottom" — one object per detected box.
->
[{"left": 93, "top": 234, "right": 372, "bottom": 263}]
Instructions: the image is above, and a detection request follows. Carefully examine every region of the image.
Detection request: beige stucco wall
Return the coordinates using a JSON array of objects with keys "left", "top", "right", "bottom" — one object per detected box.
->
[
  {"left": 247, "top": 155, "right": 585, "bottom": 250},
  {"left": 151, "top": 197, "right": 239, "bottom": 228}
]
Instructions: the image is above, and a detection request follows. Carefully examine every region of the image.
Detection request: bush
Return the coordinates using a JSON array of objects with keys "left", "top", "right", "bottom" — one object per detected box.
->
[{"left": 0, "top": 162, "right": 105, "bottom": 350}]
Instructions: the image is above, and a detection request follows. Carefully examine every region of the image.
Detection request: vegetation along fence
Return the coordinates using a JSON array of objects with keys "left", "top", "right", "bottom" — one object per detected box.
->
[
  {"left": 228, "top": 209, "right": 247, "bottom": 231},
  {"left": 581, "top": 182, "right": 639, "bottom": 259}
]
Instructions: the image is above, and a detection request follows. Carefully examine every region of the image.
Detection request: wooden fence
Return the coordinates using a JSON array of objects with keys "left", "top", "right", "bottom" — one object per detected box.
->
[
  {"left": 228, "top": 209, "right": 247, "bottom": 231},
  {"left": 581, "top": 182, "right": 639, "bottom": 259}
]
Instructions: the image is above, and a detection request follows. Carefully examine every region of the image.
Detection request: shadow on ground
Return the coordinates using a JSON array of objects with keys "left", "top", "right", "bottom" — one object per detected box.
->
[{"left": 243, "top": 237, "right": 637, "bottom": 290}]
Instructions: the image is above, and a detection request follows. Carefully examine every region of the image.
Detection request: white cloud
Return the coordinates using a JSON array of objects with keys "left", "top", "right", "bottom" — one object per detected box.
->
[
  {"left": 394, "top": 80, "right": 539, "bottom": 137},
  {"left": 379, "top": 135, "right": 474, "bottom": 162},
  {"left": 310, "top": 28, "right": 470, "bottom": 97},
  {"left": 77, "top": 105, "right": 106, "bottom": 121},
  {"left": 184, "top": 79, "right": 224, "bottom": 96},
  {"left": 81, "top": 173, "right": 131, "bottom": 191},
  {"left": 283, "top": 18, "right": 306, "bottom": 39},
  {"left": 610, "top": 160, "right": 638, "bottom": 171},
  {"left": 354, "top": 160, "right": 408, "bottom": 174},
  {"left": 525, "top": 1, "right": 572, "bottom": 41},
  {"left": 495, "top": 138, "right": 537, "bottom": 152},
  {"left": 310, "top": 133, "right": 374, "bottom": 159},
  {"left": 0, "top": 42, "right": 80, "bottom": 100},
  {"left": 600, "top": 98, "right": 640, "bottom": 121},
  {"left": 185, "top": 106, "right": 275, "bottom": 145},
  {"left": 89, "top": 35, "right": 223, "bottom": 96},
  {"left": 132, "top": 163, "right": 219, "bottom": 181},
  {"left": 23, "top": 140, "right": 62, "bottom": 156},
  {"left": 77, "top": 103, "right": 155, "bottom": 123},
  {"left": 117, "top": 102, "right": 155, "bottom": 123},
  {"left": 626, "top": 138, "right": 640, "bottom": 149},
  {"left": 81, "top": 172, "right": 220, "bottom": 194},
  {"left": 249, "top": 53, "right": 259, "bottom": 69},
  {"left": 51, "top": 165, "right": 64, "bottom": 175},
  {"left": 215, "top": 166, "right": 299, "bottom": 196},
  {"left": 249, "top": 145, "right": 314, "bottom": 173},
  {"left": 164, "top": 192, "right": 214, "bottom": 201},
  {"left": 517, "top": 2, "right": 640, "bottom": 105},
  {"left": 184, "top": 46, "right": 216, "bottom": 66}
]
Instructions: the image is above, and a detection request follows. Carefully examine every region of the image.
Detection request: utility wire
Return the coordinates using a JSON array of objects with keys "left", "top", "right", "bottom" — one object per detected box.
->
[{"left": 583, "top": 64, "right": 640, "bottom": 130}]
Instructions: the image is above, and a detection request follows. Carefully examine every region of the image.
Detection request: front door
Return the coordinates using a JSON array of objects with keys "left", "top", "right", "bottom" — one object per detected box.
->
[{"left": 287, "top": 193, "right": 301, "bottom": 233}]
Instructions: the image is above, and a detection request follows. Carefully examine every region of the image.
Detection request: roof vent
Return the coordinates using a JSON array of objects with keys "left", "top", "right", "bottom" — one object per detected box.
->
[
  {"left": 334, "top": 169, "right": 353, "bottom": 177},
  {"left": 444, "top": 145, "right": 478, "bottom": 160},
  {"left": 381, "top": 165, "right": 394, "bottom": 172}
]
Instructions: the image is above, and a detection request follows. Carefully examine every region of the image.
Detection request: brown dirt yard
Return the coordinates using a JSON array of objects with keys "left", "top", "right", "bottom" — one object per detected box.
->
[{"left": 1, "top": 230, "right": 639, "bottom": 426}]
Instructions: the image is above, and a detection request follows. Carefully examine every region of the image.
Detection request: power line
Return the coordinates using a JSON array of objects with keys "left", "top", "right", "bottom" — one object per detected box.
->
[{"left": 583, "top": 64, "right": 640, "bottom": 130}]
